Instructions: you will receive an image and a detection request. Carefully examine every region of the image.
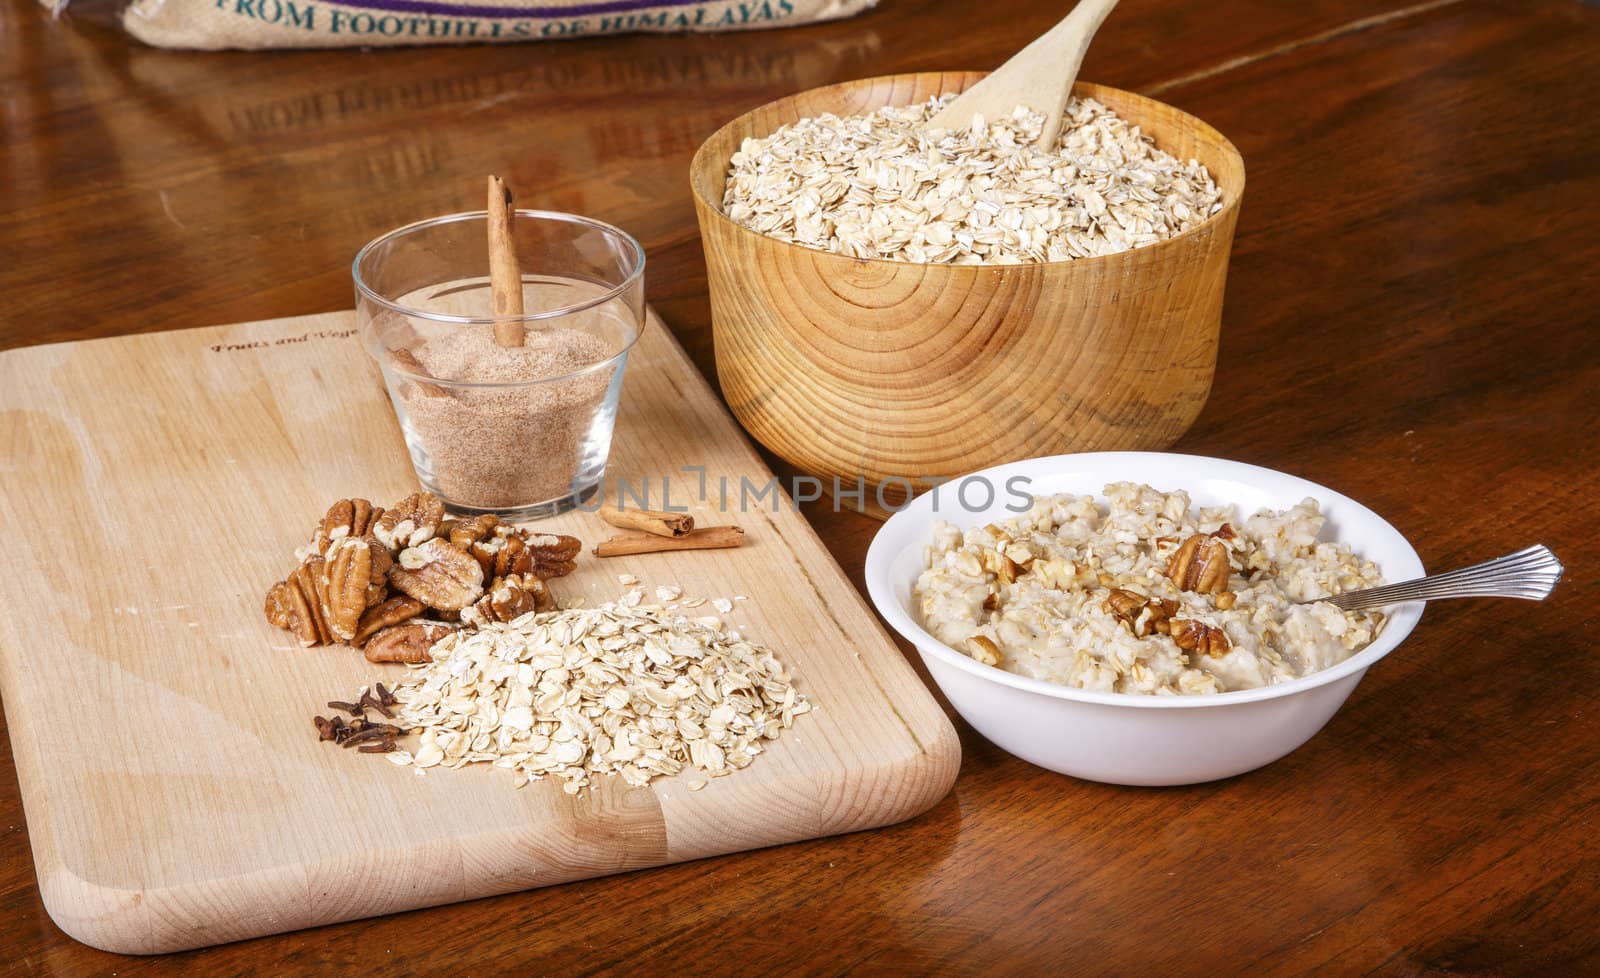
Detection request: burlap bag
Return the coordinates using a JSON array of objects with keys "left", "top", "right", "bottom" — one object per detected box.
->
[{"left": 74, "top": 0, "right": 876, "bottom": 50}]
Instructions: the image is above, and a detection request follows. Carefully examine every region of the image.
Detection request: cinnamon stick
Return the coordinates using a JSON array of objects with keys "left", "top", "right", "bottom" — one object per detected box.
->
[
  {"left": 598, "top": 504, "right": 694, "bottom": 539},
  {"left": 486, "top": 174, "right": 525, "bottom": 348},
  {"left": 593, "top": 525, "right": 745, "bottom": 558},
  {"left": 388, "top": 347, "right": 450, "bottom": 398}
]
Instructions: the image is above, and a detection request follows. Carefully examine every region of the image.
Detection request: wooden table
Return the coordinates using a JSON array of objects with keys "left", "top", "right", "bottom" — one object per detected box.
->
[{"left": 2, "top": 0, "right": 1596, "bottom": 973}]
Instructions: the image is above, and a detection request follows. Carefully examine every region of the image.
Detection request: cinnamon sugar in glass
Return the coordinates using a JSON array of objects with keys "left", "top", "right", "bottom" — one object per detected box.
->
[{"left": 354, "top": 211, "right": 645, "bottom": 519}]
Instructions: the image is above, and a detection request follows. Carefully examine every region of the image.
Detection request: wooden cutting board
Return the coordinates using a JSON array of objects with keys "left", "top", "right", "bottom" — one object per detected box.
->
[{"left": 0, "top": 310, "right": 959, "bottom": 955}]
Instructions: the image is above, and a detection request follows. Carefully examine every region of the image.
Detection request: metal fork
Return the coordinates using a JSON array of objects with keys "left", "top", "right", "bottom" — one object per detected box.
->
[{"left": 1309, "top": 544, "right": 1564, "bottom": 611}]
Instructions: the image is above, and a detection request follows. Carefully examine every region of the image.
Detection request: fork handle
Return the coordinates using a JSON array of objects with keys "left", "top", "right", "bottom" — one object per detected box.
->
[{"left": 1321, "top": 545, "right": 1564, "bottom": 611}]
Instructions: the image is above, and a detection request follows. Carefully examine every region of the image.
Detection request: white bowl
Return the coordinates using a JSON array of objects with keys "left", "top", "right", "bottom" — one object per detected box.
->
[{"left": 865, "top": 452, "right": 1425, "bottom": 786}]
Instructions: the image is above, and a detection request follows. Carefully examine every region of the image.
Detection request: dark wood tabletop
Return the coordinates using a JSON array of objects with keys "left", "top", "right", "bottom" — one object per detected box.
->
[{"left": 3, "top": 0, "right": 1597, "bottom": 973}]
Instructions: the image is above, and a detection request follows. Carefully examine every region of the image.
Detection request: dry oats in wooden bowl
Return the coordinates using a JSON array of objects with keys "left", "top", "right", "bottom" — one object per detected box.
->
[{"left": 689, "top": 73, "right": 1245, "bottom": 516}]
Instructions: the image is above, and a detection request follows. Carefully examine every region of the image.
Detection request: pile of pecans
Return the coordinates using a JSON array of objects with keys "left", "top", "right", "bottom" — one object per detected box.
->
[{"left": 263, "top": 490, "right": 582, "bottom": 663}]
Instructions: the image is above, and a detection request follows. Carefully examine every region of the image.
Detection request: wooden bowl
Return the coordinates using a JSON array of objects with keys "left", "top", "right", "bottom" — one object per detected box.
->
[{"left": 690, "top": 72, "right": 1245, "bottom": 514}]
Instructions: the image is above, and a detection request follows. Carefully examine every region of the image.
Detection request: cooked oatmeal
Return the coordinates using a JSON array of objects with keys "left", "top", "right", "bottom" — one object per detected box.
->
[{"left": 913, "top": 484, "right": 1385, "bottom": 695}]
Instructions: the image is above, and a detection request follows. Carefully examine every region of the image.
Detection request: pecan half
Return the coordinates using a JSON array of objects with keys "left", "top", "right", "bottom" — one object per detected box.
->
[
  {"left": 312, "top": 498, "right": 383, "bottom": 554},
  {"left": 503, "top": 571, "right": 558, "bottom": 611},
  {"left": 1170, "top": 619, "right": 1231, "bottom": 657},
  {"left": 362, "top": 536, "right": 394, "bottom": 602},
  {"left": 352, "top": 594, "right": 426, "bottom": 646},
  {"left": 320, "top": 537, "right": 378, "bottom": 642},
  {"left": 446, "top": 514, "right": 501, "bottom": 550},
  {"left": 265, "top": 559, "right": 331, "bottom": 647},
  {"left": 458, "top": 519, "right": 535, "bottom": 579},
  {"left": 363, "top": 621, "right": 458, "bottom": 664},
  {"left": 461, "top": 573, "right": 555, "bottom": 627},
  {"left": 1105, "top": 587, "right": 1146, "bottom": 619},
  {"left": 524, "top": 532, "right": 582, "bottom": 580},
  {"left": 1166, "top": 533, "right": 1233, "bottom": 594},
  {"left": 1104, "top": 588, "right": 1180, "bottom": 637},
  {"left": 374, "top": 491, "right": 445, "bottom": 551},
  {"left": 487, "top": 533, "right": 535, "bottom": 578},
  {"left": 388, "top": 537, "right": 484, "bottom": 611}
]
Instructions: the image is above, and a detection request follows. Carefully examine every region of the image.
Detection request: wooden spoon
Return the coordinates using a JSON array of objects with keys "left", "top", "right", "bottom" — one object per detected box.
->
[{"left": 926, "top": 0, "right": 1121, "bottom": 147}]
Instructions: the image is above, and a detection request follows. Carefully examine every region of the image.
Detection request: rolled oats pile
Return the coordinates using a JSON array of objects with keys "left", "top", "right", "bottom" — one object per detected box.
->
[
  {"left": 723, "top": 95, "right": 1223, "bottom": 264},
  {"left": 383, "top": 601, "right": 810, "bottom": 793},
  {"left": 914, "top": 484, "right": 1385, "bottom": 695}
]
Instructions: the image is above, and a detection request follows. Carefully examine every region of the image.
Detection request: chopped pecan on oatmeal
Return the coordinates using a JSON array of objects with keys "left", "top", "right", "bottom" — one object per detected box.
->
[
  {"left": 1170, "top": 619, "right": 1231, "bottom": 658},
  {"left": 1104, "top": 588, "right": 1180, "bottom": 638},
  {"left": 1166, "top": 530, "right": 1234, "bottom": 595},
  {"left": 981, "top": 549, "right": 1025, "bottom": 585},
  {"left": 968, "top": 635, "right": 1002, "bottom": 667}
]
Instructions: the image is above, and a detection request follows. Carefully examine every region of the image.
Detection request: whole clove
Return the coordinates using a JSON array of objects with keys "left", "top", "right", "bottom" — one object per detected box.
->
[
  {"left": 340, "top": 725, "right": 391, "bottom": 749},
  {"left": 358, "top": 688, "right": 394, "bottom": 718},
  {"left": 313, "top": 715, "right": 341, "bottom": 742}
]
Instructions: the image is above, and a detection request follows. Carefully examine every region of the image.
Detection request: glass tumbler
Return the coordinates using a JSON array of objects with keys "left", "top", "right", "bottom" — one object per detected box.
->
[{"left": 354, "top": 211, "right": 645, "bottom": 519}]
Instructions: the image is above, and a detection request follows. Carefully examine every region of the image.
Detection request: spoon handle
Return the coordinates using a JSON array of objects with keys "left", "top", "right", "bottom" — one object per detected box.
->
[
  {"left": 925, "top": 0, "right": 1121, "bottom": 145},
  {"left": 1317, "top": 545, "right": 1564, "bottom": 611}
]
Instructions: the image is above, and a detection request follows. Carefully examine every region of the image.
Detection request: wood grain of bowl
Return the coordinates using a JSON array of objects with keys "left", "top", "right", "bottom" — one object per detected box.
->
[{"left": 690, "top": 72, "right": 1245, "bottom": 516}]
